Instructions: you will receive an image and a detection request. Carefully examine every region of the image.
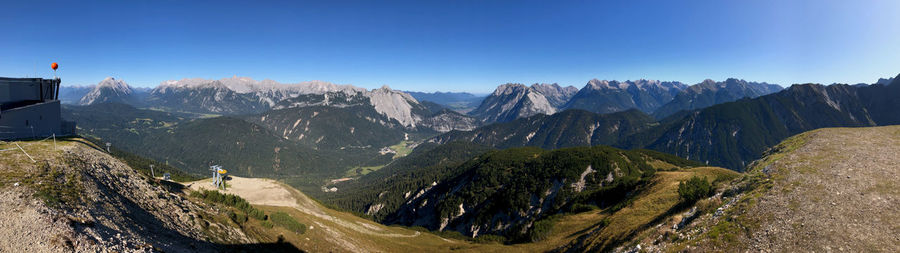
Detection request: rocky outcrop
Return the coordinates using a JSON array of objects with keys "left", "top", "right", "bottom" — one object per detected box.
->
[
  {"left": 419, "top": 110, "right": 478, "bottom": 133},
  {"left": 529, "top": 83, "right": 578, "bottom": 108}
]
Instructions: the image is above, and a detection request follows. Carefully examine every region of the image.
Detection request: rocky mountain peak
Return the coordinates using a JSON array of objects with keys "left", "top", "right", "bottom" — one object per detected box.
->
[
  {"left": 471, "top": 82, "right": 556, "bottom": 123},
  {"left": 586, "top": 79, "right": 617, "bottom": 90},
  {"left": 876, "top": 76, "right": 896, "bottom": 86},
  {"left": 96, "top": 77, "right": 133, "bottom": 94},
  {"left": 79, "top": 77, "right": 136, "bottom": 105},
  {"left": 366, "top": 86, "right": 423, "bottom": 128},
  {"left": 493, "top": 83, "right": 528, "bottom": 95}
]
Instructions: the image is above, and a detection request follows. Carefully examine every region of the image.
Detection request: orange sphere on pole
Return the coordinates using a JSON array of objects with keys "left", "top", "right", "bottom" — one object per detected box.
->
[{"left": 51, "top": 62, "right": 58, "bottom": 70}]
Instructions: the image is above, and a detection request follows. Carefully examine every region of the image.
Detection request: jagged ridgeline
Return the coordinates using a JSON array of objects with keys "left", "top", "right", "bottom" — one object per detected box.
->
[
  {"left": 432, "top": 76, "right": 900, "bottom": 171},
  {"left": 325, "top": 142, "right": 703, "bottom": 242}
]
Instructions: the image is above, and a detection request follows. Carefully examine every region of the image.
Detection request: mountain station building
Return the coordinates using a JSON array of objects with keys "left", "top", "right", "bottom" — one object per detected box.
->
[{"left": 0, "top": 77, "right": 75, "bottom": 140}]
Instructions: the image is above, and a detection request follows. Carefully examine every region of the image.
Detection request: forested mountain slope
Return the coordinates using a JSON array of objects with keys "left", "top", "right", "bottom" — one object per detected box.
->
[
  {"left": 436, "top": 76, "right": 900, "bottom": 172},
  {"left": 652, "top": 78, "right": 782, "bottom": 118},
  {"left": 62, "top": 103, "right": 393, "bottom": 180},
  {"left": 347, "top": 144, "right": 710, "bottom": 242},
  {"left": 632, "top": 79, "right": 900, "bottom": 170},
  {"left": 319, "top": 142, "right": 494, "bottom": 220},
  {"left": 431, "top": 109, "right": 656, "bottom": 149}
]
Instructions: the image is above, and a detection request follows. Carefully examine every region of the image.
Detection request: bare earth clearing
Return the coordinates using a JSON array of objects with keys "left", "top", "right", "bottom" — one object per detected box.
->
[
  {"left": 664, "top": 126, "right": 900, "bottom": 252},
  {"left": 745, "top": 126, "right": 900, "bottom": 252}
]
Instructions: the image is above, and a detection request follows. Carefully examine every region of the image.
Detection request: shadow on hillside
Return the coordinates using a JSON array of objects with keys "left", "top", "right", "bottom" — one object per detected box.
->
[{"left": 222, "top": 242, "right": 304, "bottom": 252}]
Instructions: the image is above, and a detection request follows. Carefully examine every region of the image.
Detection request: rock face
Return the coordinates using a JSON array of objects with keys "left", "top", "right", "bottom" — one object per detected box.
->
[
  {"left": 653, "top": 78, "right": 782, "bottom": 118},
  {"left": 469, "top": 83, "right": 558, "bottom": 124},
  {"left": 563, "top": 79, "right": 687, "bottom": 114},
  {"left": 79, "top": 77, "right": 141, "bottom": 105},
  {"left": 529, "top": 83, "right": 579, "bottom": 108},
  {"left": 418, "top": 110, "right": 479, "bottom": 133},
  {"left": 367, "top": 85, "right": 423, "bottom": 128}
]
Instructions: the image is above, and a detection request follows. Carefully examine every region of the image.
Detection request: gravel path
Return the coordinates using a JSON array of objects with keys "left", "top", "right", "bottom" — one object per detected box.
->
[{"left": 747, "top": 126, "right": 900, "bottom": 252}]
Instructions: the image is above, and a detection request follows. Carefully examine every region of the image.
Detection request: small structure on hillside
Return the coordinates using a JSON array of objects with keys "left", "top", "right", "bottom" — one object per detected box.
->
[
  {"left": 1, "top": 73, "right": 76, "bottom": 140},
  {"left": 210, "top": 165, "right": 227, "bottom": 190}
]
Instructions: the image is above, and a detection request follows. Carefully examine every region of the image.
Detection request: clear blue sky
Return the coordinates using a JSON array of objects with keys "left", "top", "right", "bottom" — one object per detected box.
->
[{"left": 2, "top": 0, "right": 899, "bottom": 92}]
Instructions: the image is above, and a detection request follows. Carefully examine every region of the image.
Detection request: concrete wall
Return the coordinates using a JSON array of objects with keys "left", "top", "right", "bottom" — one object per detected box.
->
[
  {"left": 0, "top": 100, "right": 63, "bottom": 140},
  {"left": 0, "top": 78, "right": 59, "bottom": 104}
]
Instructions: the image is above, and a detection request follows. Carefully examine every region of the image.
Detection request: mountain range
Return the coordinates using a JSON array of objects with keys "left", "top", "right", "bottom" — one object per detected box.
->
[
  {"left": 468, "top": 78, "right": 783, "bottom": 124},
  {"left": 563, "top": 79, "right": 687, "bottom": 114},
  {"left": 632, "top": 78, "right": 900, "bottom": 169},
  {"left": 652, "top": 78, "right": 783, "bottom": 118},
  {"left": 62, "top": 74, "right": 899, "bottom": 176},
  {"left": 41, "top": 72, "right": 900, "bottom": 251},
  {"left": 433, "top": 74, "right": 900, "bottom": 171},
  {"left": 65, "top": 75, "right": 783, "bottom": 129}
]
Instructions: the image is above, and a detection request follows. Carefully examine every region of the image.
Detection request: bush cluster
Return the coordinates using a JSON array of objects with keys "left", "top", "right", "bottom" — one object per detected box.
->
[
  {"left": 191, "top": 190, "right": 267, "bottom": 220},
  {"left": 678, "top": 176, "right": 714, "bottom": 204}
]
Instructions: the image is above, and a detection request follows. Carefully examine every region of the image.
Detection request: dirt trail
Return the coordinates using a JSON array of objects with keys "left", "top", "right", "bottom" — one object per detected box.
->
[
  {"left": 746, "top": 126, "right": 900, "bottom": 252},
  {"left": 189, "top": 177, "right": 299, "bottom": 208},
  {"left": 188, "top": 176, "right": 420, "bottom": 252}
]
